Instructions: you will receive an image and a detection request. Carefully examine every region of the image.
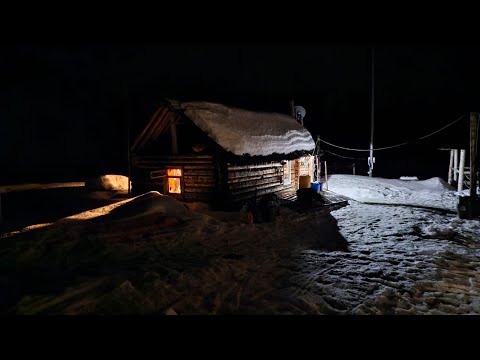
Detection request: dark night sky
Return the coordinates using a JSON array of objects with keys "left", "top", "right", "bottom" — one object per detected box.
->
[{"left": 1, "top": 44, "right": 479, "bottom": 184}]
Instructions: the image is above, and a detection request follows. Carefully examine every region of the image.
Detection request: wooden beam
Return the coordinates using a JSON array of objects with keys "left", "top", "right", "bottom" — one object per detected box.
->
[
  {"left": 458, "top": 149, "right": 466, "bottom": 192},
  {"left": 470, "top": 112, "right": 478, "bottom": 199},
  {"left": 453, "top": 149, "right": 459, "bottom": 182},
  {"left": 228, "top": 163, "right": 282, "bottom": 171},
  {"left": 448, "top": 149, "right": 454, "bottom": 185},
  {"left": 130, "top": 106, "right": 167, "bottom": 152}
]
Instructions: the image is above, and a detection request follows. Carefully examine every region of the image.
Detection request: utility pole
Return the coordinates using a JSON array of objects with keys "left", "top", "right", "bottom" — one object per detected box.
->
[{"left": 368, "top": 47, "right": 375, "bottom": 177}]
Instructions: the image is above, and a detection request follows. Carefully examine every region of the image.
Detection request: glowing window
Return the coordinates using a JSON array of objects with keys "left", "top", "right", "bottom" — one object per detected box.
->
[
  {"left": 167, "top": 168, "right": 182, "bottom": 176},
  {"left": 167, "top": 168, "right": 182, "bottom": 194}
]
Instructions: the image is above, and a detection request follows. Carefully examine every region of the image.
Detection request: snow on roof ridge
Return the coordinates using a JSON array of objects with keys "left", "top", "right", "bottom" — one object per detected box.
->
[{"left": 181, "top": 101, "right": 315, "bottom": 157}]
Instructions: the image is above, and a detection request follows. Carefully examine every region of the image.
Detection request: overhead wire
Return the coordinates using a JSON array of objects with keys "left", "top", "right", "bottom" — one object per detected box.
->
[{"left": 318, "top": 114, "right": 466, "bottom": 152}]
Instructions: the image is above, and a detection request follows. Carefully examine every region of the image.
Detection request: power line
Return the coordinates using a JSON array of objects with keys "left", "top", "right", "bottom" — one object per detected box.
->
[
  {"left": 322, "top": 149, "right": 366, "bottom": 160},
  {"left": 319, "top": 114, "right": 466, "bottom": 152},
  {"left": 418, "top": 115, "right": 467, "bottom": 140},
  {"left": 320, "top": 138, "right": 409, "bottom": 152}
]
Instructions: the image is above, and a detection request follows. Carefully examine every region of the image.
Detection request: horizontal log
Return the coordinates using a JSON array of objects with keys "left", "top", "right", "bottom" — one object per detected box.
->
[
  {"left": 228, "top": 172, "right": 282, "bottom": 184},
  {"left": 228, "top": 177, "right": 282, "bottom": 190},
  {"left": 232, "top": 185, "right": 287, "bottom": 202},
  {"left": 228, "top": 168, "right": 280, "bottom": 179},
  {"left": 136, "top": 154, "right": 213, "bottom": 160},
  {"left": 135, "top": 159, "right": 214, "bottom": 165},
  {"left": 184, "top": 187, "right": 215, "bottom": 193},
  {"left": 184, "top": 165, "right": 215, "bottom": 170},
  {"left": 184, "top": 183, "right": 216, "bottom": 189},
  {"left": 184, "top": 175, "right": 216, "bottom": 183},
  {"left": 231, "top": 181, "right": 284, "bottom": 196},
  {"left": 134, "top": 164, "right": 215, "bottom": 170},
  {"left": 228, "top": 163, "right": 283, "bottom": 171},
  {"left": 184, "top": 169, "right": 216, "bottom": 176}
]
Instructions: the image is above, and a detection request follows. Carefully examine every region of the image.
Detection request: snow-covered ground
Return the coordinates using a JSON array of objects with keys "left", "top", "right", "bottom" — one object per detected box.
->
[
  {"left": 2, "top": 176, "right": 480, "bottom": 314},
  {"left": 284, "top": 175, "right": 480, "bottom": 314},
  {"left": 327, "top": 174, "right": 458, "bottom": 211}
]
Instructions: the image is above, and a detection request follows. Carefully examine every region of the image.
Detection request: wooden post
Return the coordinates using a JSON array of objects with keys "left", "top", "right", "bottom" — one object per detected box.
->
[
  {"left": 470, "top": 112, "right": 478, "bottom": 200},
  {"left": 324, "top": 161, "right": 328, "bottom": 191},
  {"left": 458, "top": 149, "right": 466, "bottom": 192},
  {"left": 454, "top": 149, "right": 459, "bottom": 182},
  {"left": 448, "top": 149, "right": 454, "bottom": 185},
  {"left": 353, "top": 163, "right": 356, "bottom": 175}
]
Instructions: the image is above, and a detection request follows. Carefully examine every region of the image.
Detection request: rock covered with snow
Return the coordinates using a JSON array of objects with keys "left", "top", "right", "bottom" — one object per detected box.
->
[
  {"left": 85, "top": 175, "right": 131, "bottom": 191},
  {"left": 181, "top": 102, "right": 315, "bottom": 157}
]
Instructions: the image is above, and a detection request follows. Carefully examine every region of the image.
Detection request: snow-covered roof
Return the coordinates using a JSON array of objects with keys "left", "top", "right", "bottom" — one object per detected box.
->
[{"left": 181, "top": 102, "right": 315, "bottom": 157}]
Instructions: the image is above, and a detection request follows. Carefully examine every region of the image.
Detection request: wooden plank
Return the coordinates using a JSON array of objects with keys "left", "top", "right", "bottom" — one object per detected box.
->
[
  {"left": 134, "top": 164, "right": 215, "bottom": 171},
  {"left": 136, "top": 155, "right": 213, "bottom": 160},
  {"left": 227, "top": 163, "right": 282, "bottom": 171},
  {"left": 458, "top": 149, "right": 466, "bottom": 192},
  {"left": 448, "top": 149, "right": 454, "bottom": 185},
  {"left": 232, "top": 184, "right": 286, "bottom": 202},
  {"left": 228, "top": 177, "right": 282, "bottom": 190},
  {"left": 135, "top": 159, "right": 214, "bottom": 165},
  {"left": 184, "top": 165, "right": 215, "bottom": 170},
  {"left": 184, "top": 187, "right": 215, "bottom": 193},
  {"left": 228, "top": 172, "right": 281, "bottom": 184},
  {"left": 136, "top": 107, "right": 171, "bottom": 151},
  {"left": 184, "top": 183, "right": 216, "bottom": 189},
  {"left": 184, "top": 169, "right": 216, "bottom": 176},
  {"left": 228, "top": 168, "right": 279, "bottom": 179},
  {"left": 184, "top": 175, "right": 216, "bottom": 183},
  {"left": 151, "top": 111, "right": 173, "bottom": 141},
  {"left": 130, "top": 106, "right": 167, "bottom": 152},
  {"left": 231, "top": 181, "right": 284, "bottom": 195}
]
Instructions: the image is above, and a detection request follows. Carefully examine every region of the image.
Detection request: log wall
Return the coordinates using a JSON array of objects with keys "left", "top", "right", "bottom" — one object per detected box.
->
[
  {"left": 226, "top": 162, "right": 293, "bottom": 203},
  {"left": 131, "top": 154, "right": 216, "bottom": 201}
]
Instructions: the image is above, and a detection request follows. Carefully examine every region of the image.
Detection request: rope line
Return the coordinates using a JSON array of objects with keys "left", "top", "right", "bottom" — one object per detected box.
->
[{"left": 319, "top": 114, "right": 466, "bottom": 152}]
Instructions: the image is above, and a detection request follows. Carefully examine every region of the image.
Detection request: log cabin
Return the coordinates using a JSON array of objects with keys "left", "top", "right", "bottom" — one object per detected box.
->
[{"left": 130, "top": 100, "right": 315, "bottom": 209}]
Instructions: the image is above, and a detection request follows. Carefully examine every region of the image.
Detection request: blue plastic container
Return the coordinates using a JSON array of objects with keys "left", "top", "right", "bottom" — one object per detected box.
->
[{"left": 311, "top": 181, "right": 322, "bottom": 193}]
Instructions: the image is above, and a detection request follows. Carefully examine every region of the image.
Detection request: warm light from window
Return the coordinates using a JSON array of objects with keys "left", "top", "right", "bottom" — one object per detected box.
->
[
  {"left": 167, "top": 168, "right": 182, "bottom": 176},
  {"left": 168, "top": 177, "right": 182, "bottom": 194},
  {"left": 167, "top": 168, "right": 182, "bottom": 194}
]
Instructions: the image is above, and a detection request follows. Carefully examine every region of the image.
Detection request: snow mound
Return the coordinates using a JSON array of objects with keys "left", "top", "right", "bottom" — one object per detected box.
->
[
  {"left": 328, "top": 175, "right": 457, "bottom": 211},
  {"left": 400, "top": 176, "right": 418, "bottom": 181},
  {"left": 418, "top": 177, "right": 454, "bottom": 191},
  {"left": 86, "top": 175, "right": 130, "bottom": 191},
  {"left": 108, "top": 191, "right": 188, "bottom": 221},
  {"left": 181, "top": 102, "right": 315, "bottom": 157}
]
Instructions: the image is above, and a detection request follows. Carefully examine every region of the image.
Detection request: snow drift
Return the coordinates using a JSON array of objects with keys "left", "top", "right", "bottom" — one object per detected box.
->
[{"left": 327, "top": 175, "right": 457, "bottom": 211}]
